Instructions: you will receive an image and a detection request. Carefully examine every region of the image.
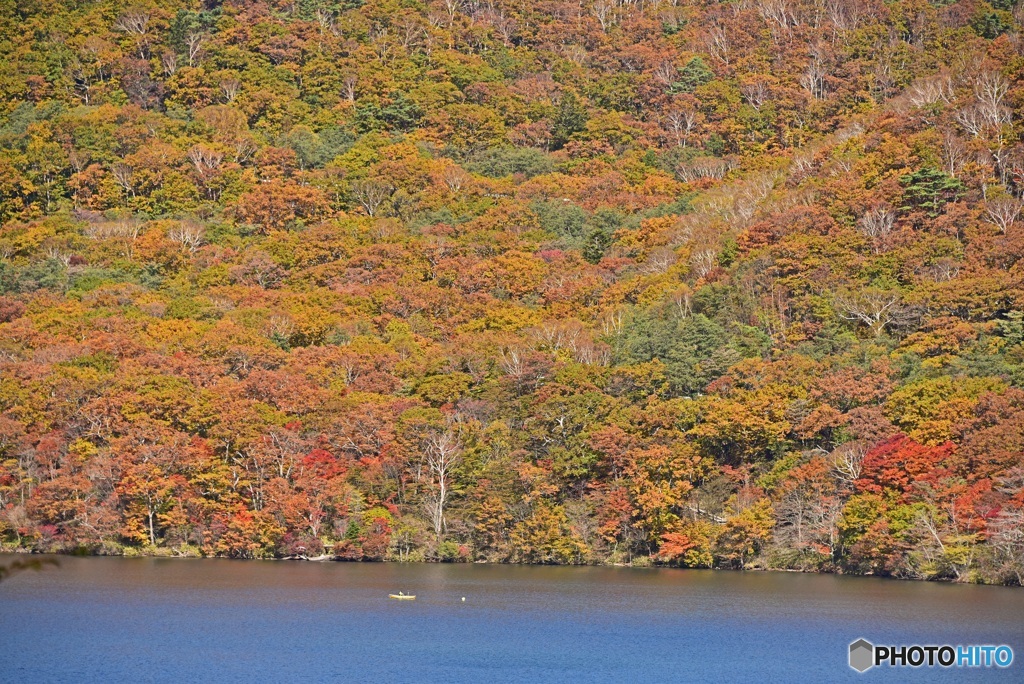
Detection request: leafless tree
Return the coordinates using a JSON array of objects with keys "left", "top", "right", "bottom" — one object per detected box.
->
[
  {"left": 909, "top": 499, "right": 980, "bottom": 582},
  {"left": 789, "top": 151, "right": 816, "bottom": 183},
  {"left": 871, "top": 50, "right": 898, "bottom": 98},
  {"left": 490, "top": 11, "right": 517, "bottom": 46},
  {"left": 113, "top": 218, "right": 143, "bottom": 241},
  {"left": 825, "top": 0, "right": 864, "bottom": 36},
  {"left": 593, "top": 0, "right": 617, "bottom": 32},
  {"left": 422, "top": 423, "right": 463, "bottom": 544},
  {"left": 531, "top": 319, "right": 584, "bottom": 354},
  {"left": 653, "top": 60, "right": 678, "bottom": 88},
  {"left": 233, "top": 138, "right": 257, "bottom": 165},
  {"left": 45, "top": 247, "right": 72, "bottom": 268},
  {"left": 857, "top": 205, "right": 896, "bottom": 252},
  {"left": 440, "top": 164, "right": 469, "bottom": 194},
  {"left": 113, "top": 8, "right": 150, "bottom": 35},
  {"left": 829, "top": 442, "right": 865, "bottom": 488},
  {"left": 955, "top": 104, "right": 989, "bottom": 139},
  {"left": 160, "top": 50, "right": 178, "bottom": 77},
  {"left": 389, "top": 17, "right": 417, "bottom": 51},
  {"left": 774, "top": 478, "right": 842, "bottom": 558},
  {"left": 79, "top": 36, "right": 112, "bottom": 83},
  {"left": 427, "top": 11, "right": 446, "bottom": 29},
  {"left": 168, "top": 221, "right": 205, "bottom": 254},
  {"left": 443, "top": 0, "right": 463, "bottom": 23},
  {"left": 220, "top": 78, "right": 241, "bottom": 103},
  {"left": 185, "top": 32, "right": 206, "bottom": 67},
  {"left": 988, "top": 507, "right": 1024, "bottom": 585},
  {"left": 187, "top": 145, "right": 224, "bottom": 199},
  {"left": 639, "top": 247, "right": 677, "bottom": 275},
  {"left": 705, "top": 25, "right": 730, "bottom": 65},
  {"left": 187, "top": 145, "right": 223, "bottom": 178},
  {"left": 984, "top": 197, "right": 1023, "bottom": 234},
  {"left": 499, "top": 348, "right": 525, "bottom": 376},
  {"left": 351, "top": 180, "right": 393, "bottom": 217},
  {"left": 941, "top": 132, "right": 969, "bottom": 177},
  {"left": 800, "top": 51, "right": 829, "bottom": 100},
  {"left": 835, "top": 288, "right": 919, "bottom": 337},
  {"left": 908, "top": 74, "right": 952, "bottom": 109},
  {"left": 922, "top": 257, "right": 961, "bottom": 283},
  {"left": 975, "top": 71, "right": 1010, "bottom": 125},
  {"left": 342, "top": 75, "right": 357, "bottom": 103},
  {"left": 600, "top": 309, "right": 625, "bottom": 339},
  {"left": 315, "top": 8, "right": 336, "bottom": 36},
  {"left": 266, "top": 313, "right": 294, "bottom": 339},
  {"left": 758, "top": 0, "right": 797, "bottom": 39},
  {"left": 741, "top": 81, "right": 770, "bottom": 110},
  {"left": 665, "top": 109, "right": 699, "bottom": 147},
  {"left": 734, "top": 174, "right": 776, "bottom": 222},
  {"left": 369, "top": 24, "right": 392, "bottom": 62},
  {"left": 955, "top": 73, "right": 1012, "bottom": 143},
  {"left": 690, "top": 249, "right": 718, "bottom": 279},
  {"left": 573, "top": 339, "right": 609, "bottom": 366},
  {"left": 675, "top": 156, "right": 731, "bottom": 182},
  {"left": 113, "top": 8, "right": 152, "bottom": 58},
  {"left": 110, "top": 163, "right": 135, "bottom": 198}
]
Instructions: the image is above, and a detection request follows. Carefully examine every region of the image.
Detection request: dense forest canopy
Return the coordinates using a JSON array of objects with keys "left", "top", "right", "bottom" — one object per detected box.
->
[{"left": 1, "top": 0, "right": 1024, "bottom": 583}]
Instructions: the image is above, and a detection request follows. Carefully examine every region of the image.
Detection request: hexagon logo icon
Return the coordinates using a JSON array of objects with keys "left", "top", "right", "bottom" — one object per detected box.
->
[{"left": 849, "top": 638, "right": 874, "bottom": 672}]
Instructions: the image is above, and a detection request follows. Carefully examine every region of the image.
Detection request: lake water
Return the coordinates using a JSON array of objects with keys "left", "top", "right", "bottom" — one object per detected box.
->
[{"left": 1, "top": 555, "right": 1022, "bottom": 682}]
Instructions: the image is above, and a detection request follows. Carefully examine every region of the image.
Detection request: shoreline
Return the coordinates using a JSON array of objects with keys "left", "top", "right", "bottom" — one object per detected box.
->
[{"left": 2, "top": 547, "right": 1018, "bottom": 587}]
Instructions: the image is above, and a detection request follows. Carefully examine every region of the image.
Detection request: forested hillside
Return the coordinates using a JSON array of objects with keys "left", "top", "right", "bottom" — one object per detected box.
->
[{"left": 1, "top": 0, "right": 1024, "bottom": 583}]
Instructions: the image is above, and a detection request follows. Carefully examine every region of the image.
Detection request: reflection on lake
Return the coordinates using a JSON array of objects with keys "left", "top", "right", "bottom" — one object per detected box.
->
[{"left": 1, "top": 555, "right": 1022, "bottom": 682}]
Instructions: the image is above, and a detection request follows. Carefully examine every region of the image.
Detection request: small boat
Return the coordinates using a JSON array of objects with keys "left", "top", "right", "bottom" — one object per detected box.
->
[{"left": 389, "top": 593, "right": 416, "bottom": 600}]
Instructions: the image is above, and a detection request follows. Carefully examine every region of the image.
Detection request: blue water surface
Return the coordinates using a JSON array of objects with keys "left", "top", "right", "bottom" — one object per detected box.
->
[{"left": 1, "top": 555, "right": 1022, "bottom": 682}]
